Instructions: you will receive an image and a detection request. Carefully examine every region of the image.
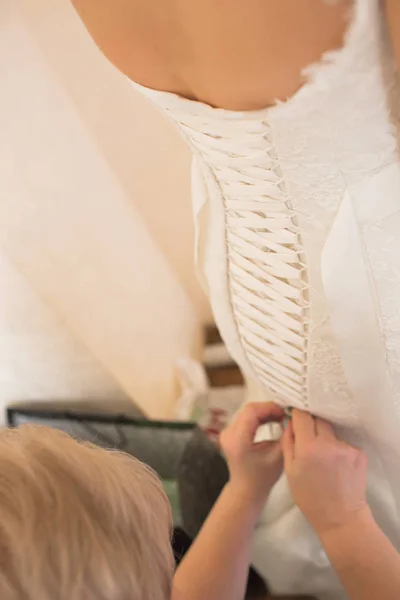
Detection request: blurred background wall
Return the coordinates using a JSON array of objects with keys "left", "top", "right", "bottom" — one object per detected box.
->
[{"left": 0, "top": 0, "right": 212, "bottom": 422}]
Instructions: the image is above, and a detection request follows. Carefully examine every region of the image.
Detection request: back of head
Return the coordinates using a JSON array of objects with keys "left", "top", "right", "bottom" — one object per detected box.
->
[{"left": 0, "top": 425, "right": 174, "bottom": 600}]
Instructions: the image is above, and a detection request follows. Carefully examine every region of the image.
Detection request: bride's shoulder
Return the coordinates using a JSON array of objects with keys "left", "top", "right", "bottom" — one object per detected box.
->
[
  {"left": 69, "top": 0, "right": 353, "bottom": 111},
  {"left": 385, "top": 0, "right": 400, "bottom": 75}
]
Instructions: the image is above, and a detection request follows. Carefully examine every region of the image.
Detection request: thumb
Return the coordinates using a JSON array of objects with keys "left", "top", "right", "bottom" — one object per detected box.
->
[
  {"left": 268, "top": 440, "right": 284, "bottom": 462},
  {"left": 254, "top": 440, "right": 283, "bottom": 469},
  {"left": 281, "top": 420, "right": 295, "bottom": 470}
]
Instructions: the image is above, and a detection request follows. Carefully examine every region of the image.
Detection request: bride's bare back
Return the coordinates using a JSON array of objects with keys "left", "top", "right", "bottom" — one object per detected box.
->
[{"left": 72, "top": 0, "right": 353, "bottom": 111}]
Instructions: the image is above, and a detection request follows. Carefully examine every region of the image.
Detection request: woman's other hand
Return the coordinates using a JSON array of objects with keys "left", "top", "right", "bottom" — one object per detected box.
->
[{"left": 282, "top": 409, "right": 369, "bottom": 538}]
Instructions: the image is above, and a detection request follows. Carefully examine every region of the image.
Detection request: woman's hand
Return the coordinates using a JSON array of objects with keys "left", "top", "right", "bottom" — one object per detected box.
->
[
  {"left": 220, "top": 402, "right": 285, "bottom": 511},
  {"left": 173, "top": 402, "right": 285, "bottom": 600},
  {"left": 282, "top": 409, "right": 369, "bottom": 538},
  {"left": 282, "top": 409, "right": 400, "bottom": 600}
]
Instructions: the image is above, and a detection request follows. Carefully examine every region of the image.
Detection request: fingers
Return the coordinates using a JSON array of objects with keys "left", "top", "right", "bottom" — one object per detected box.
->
[
  {"left": 281, "top": 420, "right": 295, "bottom": 469},
  {"left": 232, "top": 405, "right": 336, "bottom": 459},
  {"left": 254, "top": 439, "right": 283, "bottom": 459},
  {"left": 246, "top": 402, "right": 286, "bottom": 424},
  {"left": 291, "top": 409, "right": 337, "bottom": 450},
  {"left": 232, "top": 403, "right": 285, "bottom": 446},
  {"left": 254, "top": 440, "right": 284, "bottom": 478},
  {"left": 291, "top": 409, "right": 316, "bottom": 447},
  {"left": 265, "top": 440, "right": 284, "bottom": 469},
  {"left": 315, "top": 417, "right": 335, "bottom": 440}
]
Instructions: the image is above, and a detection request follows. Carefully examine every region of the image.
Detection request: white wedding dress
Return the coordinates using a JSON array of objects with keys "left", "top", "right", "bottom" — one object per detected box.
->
[{"left": 133, "top": 1, "right": 400, "bottom": 597}]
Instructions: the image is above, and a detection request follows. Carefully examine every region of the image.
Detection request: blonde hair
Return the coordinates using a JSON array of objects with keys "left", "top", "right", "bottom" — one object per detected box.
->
[{"left": 0, "top": 425, "right": 174, "bottom": 600}]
